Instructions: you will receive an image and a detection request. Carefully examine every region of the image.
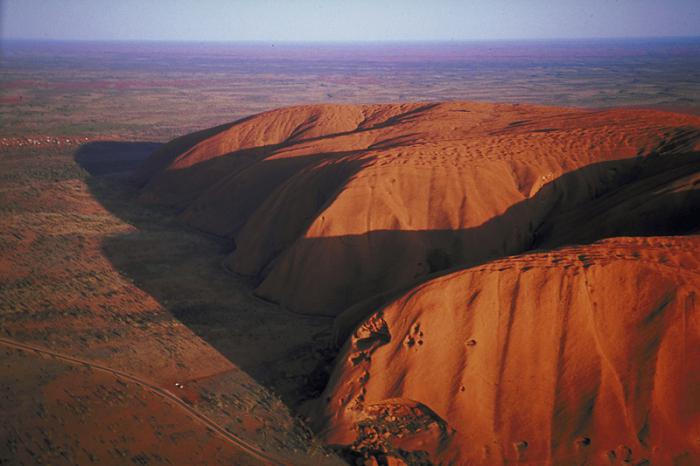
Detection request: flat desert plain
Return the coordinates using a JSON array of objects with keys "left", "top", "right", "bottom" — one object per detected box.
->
[{"left": 1, "top": 40, "right": 699, "bottom": 465}]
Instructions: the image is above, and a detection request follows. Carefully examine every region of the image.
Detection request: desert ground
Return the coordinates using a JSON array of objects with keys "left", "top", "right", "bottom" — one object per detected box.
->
[
  {"left": 2, "top": 39, "right": 699, "bottom": 141},
  {"left": 1, "top": 40, "right": 699, "bottom": 465}
]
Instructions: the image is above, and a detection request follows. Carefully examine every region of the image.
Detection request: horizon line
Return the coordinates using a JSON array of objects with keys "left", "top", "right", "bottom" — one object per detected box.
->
[{"left": 2, "top": 35, "right": 700, "bottom": 45}]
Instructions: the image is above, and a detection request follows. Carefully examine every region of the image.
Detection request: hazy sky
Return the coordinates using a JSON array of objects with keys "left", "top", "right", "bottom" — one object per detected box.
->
[{"left": 1, "top": 0, "right": 698, "bottom": 42}]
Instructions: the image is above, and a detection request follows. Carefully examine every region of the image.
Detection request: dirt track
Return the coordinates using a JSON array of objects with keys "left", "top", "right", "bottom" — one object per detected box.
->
[{"left": 0, "top": 337, "right": 286, "bottom": 466}]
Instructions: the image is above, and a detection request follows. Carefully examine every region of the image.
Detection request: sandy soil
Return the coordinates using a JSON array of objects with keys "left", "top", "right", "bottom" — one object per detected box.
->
[
  {"left": 2, "top": 38, "right": 699, "bottom": 466},
  {"left": 0, "top": 141, "right": 343, "bottom": 465}
]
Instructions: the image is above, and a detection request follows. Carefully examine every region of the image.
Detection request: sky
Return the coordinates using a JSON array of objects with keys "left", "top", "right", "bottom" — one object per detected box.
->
[{"left": 1, "top": 0, "right": 698, "bottom": 42}]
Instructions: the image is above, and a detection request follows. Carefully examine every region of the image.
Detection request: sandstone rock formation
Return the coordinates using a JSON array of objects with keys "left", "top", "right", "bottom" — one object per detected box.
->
[
  {"left": 136, "top": 102, "right": 700, "bottom": 318},
  {"left": 137, "top": 102, "right": 700, "bottom": 464},
  {"left": 314, "top": 236, "right": 700, "bottom": 465}
]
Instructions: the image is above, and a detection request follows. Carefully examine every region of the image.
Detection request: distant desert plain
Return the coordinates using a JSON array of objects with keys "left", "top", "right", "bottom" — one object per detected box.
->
[{"left": 1, "top": 39, "right": 699, "bottom": 465}]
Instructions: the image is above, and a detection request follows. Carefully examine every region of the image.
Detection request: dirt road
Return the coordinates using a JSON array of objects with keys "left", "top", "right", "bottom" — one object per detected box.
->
[{"left": 0, "top": 337, "right": 288, "bottom": 466}]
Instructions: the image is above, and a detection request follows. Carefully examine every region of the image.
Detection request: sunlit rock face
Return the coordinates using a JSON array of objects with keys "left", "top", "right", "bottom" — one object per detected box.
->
[{"left": 136, "top": 102, "right": 700, "bottom": 317}]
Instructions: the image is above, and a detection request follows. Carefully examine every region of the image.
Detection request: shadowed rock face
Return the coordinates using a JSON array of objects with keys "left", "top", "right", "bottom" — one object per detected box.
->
[
  {"left": 137, "top": 102, "right": 700, "bottom": 463},
  {"left": 311, "top": 156, "right": 700, "bottom": 464},
  {"left": 136, "top": 102, "right": 700, "bottom": 319}
]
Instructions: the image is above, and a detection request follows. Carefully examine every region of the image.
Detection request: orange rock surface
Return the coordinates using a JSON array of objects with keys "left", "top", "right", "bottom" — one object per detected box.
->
[
  {"left": 136, "top": 102, "right": 700, "bottom": 318},
  {"left": 313, "top": 236, "right": 700, "bottom": 464},
  {"left": 138, "top": 102, "right": 700, "bottom": 463}
]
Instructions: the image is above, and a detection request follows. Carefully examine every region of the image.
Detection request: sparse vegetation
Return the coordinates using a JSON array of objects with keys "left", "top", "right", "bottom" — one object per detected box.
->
[
  {"left": 2, "top": 38, "right": 698, "bottom": 466},
  {"left": 0, "top": 135, "right": 340, "bottom": 464}
]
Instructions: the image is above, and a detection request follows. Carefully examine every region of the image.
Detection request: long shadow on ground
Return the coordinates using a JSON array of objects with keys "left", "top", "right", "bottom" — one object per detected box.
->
[
  {"left": 74, "top": 141, "right": 700, "bottom": 461},
  {"left": 74, "top": 141, "right": 343, "bottom": 408}
]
